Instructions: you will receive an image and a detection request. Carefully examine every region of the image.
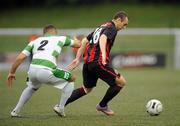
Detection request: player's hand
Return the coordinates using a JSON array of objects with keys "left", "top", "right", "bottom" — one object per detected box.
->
[
  {"left": 7, "top": 73, "right": 16, "bottom": 88},
  {"left": 73, "top": 36, "right": 78, "bottom": 41},
  {"left": 102, "top": 56, "right": 107, "bottom": 66},
  {"left": 67, "top": 59, "right": 80, "bottom": 71}
]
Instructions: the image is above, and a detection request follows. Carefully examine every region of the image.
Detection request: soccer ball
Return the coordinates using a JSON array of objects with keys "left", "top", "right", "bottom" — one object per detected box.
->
[{"left": 146, "top": 99, "right": 163, "bottom": 116}]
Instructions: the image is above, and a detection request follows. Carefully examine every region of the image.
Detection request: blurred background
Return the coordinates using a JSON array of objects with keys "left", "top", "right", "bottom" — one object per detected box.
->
[
  {"left": 0, "top": 0, "right": 180, "bottom": 70},
  {"left": 0, "top": 1, "right": 180, "bottom": 126}
]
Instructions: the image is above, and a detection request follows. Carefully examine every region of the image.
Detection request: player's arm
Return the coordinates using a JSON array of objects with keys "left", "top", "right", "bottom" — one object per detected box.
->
[
  {"left": 99, "top": 34, "right": 107, "bottom": 65},
  {"left": 7, "top": 53, "right": 27, "bottom": 87},
  {"left": 67, "top": 37, "right": 88, "bottom": 70},
  {"left": 63, "top": 36, "right": 81, "bottom": 48},
  {"left": 75, "top": 37, "right": 88, "bottom": 59},
  {"left": 7, "top": 41, "right": 33, "bottom": 87}
]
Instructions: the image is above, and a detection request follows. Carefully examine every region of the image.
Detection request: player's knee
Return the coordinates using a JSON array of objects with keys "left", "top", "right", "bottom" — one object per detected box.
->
[
  {"left": 83, "top": 86, "right": 93, "bottom": 94},
  {"left": 27, "top": 86, "right": 39, "bottom": 92},
  {"left": 27, "top": 84, "right": 40, "bottom": 91},
  {"left": 63, "top": 82, "right": 74, "bottom": 94},
  {"left": 32, "top": 87, "right": 39, "bottom": 91},
  {"left": 115, "top": 75, "right": 126, "bottom": 87},
  {"left": 69, "top": 75, "right": 76, "bottom": 82}
]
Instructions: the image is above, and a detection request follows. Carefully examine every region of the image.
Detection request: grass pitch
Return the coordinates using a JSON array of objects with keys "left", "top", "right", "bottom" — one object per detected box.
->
[
  {"left": 0, "top": 69, "right": 180, "bottom": 126},
  {"left": 0, "top": 33, "right": 179, "bottom": 125}
]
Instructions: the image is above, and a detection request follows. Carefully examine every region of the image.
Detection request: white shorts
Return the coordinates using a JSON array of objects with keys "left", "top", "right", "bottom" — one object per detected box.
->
[{"left": 27, "top": 65, "right": 69, "bottom": 89}]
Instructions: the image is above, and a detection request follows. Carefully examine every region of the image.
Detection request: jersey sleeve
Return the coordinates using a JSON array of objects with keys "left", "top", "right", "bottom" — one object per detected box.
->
[
  {"left": 22, "top": 41, "right": 34, "bottom": 56},
  {"left": 102, "top": 27, "right": 117, "bottom": 41},
  {"left": 63, "top": 36, "right": 74, "bottom": 46},
  {"left": 86, "top": 32, "right": 94, "bottom": 41}
]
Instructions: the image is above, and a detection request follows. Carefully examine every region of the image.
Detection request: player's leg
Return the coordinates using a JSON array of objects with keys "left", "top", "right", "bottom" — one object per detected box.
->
[
  {"left": 99, "top": 72, "right": 126, "bottom": 108},
  {"left": 65, "top": 63, "right": 97, "bottom": 106},
  {"left": 11, "top": 77, "right": 41, "bottom": 117},
  {"left": 65, "top": 85, "right": 93, "bottom": 106},
  {"left": 30, "top": 67, "right": 72, "bottom": 117},
  {"left": 96, "top": 64, "right": 126, "bottom": 115},
  {"left": 54, "top": 81, "right": 74, "bottom": 117},
  {"left": 49, "top": 68, "right": 76, "bottom": 116},
  {"left": 114, "top": 69, "right": 126, "bottom": 87},
  {"left": 59, "top": 81, "right": 74, "bottom": 109}
]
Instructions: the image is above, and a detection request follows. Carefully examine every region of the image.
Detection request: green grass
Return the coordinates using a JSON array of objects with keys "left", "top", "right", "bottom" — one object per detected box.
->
[
  {"left": 0, "top": 4, "right": 179, "bottom": 28},
  {"left": 0, "top": 69, "right": 180, "bottom": 126}
]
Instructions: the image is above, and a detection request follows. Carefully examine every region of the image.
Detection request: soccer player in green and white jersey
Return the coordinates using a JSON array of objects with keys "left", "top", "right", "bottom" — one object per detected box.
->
[{"left": 7, "top": 24, "right": 81, "bottom": 117}]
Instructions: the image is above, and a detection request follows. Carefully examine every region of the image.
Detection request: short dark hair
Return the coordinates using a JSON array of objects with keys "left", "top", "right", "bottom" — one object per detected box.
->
[
  {"left": 113, "top": 11, "right": 128, "bottom": 21},
  {"left": 43, "top": 24, "right": 57, "bottom": 34}
]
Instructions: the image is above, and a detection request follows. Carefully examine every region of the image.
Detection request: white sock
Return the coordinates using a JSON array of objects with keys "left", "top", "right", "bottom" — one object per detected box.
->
[
  {"left": 59, "top": 82, "right": 74, "bottom": 110},
  {"left": 12, "top": 86, "right": 35, "bottom": 113}
]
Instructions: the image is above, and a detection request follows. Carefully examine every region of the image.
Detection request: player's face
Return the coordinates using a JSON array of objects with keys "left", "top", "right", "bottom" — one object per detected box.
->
[
  {"left": 46, "top": 28, "right": 58, "bottom": 35},
  {"left": 53, "top": 29, "right": 58, "bottom": 35},
  {"left": 116, "top": 17, "right": 128, "bottom": 30}
]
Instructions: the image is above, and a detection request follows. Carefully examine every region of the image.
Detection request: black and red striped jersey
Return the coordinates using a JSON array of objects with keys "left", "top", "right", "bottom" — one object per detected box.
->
[{"left": 83, "top": 21, "right": 117, "bottom": 64}]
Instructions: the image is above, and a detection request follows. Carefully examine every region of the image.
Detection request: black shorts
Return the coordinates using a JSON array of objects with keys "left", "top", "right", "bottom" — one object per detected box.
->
[{"left": 83, "top": 62, "right": 120, "bottom": 88}]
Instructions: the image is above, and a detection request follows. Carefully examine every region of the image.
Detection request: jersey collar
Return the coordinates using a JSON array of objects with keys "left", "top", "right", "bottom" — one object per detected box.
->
[{"left": 43, "top": 34, "right": 55, "bottom": 37}]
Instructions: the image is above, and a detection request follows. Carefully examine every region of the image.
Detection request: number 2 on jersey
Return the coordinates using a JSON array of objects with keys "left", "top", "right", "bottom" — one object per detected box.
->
[{"left": 38, "top": 40, "right": 48, "bottom": 50}]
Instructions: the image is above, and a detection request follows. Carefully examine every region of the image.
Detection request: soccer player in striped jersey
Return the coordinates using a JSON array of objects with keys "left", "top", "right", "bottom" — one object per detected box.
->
[
  {"left": 7, "top": 24, "right": 81, "bottom": 117},
  {"left": 66, "top": 11, "right": 128, "bottom": 116}
]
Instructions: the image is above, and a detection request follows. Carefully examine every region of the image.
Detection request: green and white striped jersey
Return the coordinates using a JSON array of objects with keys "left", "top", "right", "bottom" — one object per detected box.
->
[{"left": 22, "top": 35, "right": 74, "bottom": 70}]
